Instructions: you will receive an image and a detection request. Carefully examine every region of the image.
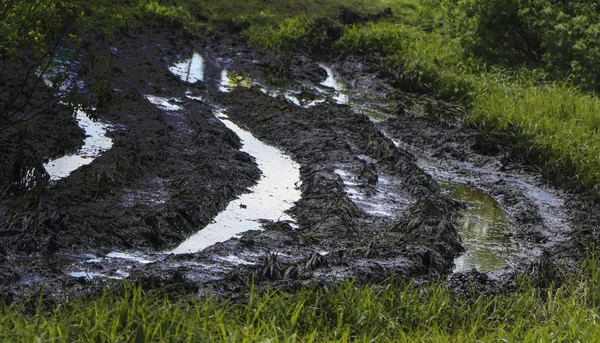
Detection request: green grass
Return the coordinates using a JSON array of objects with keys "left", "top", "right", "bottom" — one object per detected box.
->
[
  {"left": 3, "top": 254, "right": 600, "bottom": 342},
  {"left": 470, "top": 82, "right": 600, "bottom": 191}
]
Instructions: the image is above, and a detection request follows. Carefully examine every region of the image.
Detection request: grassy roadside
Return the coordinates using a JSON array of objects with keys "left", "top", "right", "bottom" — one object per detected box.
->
[{"left": 3, "top": 254, "right": 600, "bottom": 342}]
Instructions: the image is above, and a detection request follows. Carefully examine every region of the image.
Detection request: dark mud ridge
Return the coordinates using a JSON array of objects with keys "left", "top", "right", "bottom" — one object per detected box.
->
[{"left": 1, "top": 27, "right": 599, "bottom": 301}]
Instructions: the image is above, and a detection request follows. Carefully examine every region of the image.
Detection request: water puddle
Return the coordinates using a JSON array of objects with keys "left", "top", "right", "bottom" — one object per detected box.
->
[
  {"left": 169, "top": 51, "right": 205, "bottom": 83},
  {"left": 319, "top": 66, "right": 566, "bottom": 273},
  {"left": 165, "top": 53, "right": 303, "bottom": 254},
  {"left": 67, "top": 271, "right": 126, "bottom": 280},
  {"left": 41, "top": 53, "right": 114, "bottom": 182},
  {"left": 334, "top": 166, "right": 413, "bottom": 218},
  {"left": 442, "top": 183, "right": 519, "bottom": 272},
  {"left": 218, "top": 255, "right": 255, "bottom": 266},
  {"left": 64, "top": 251, "right": 158, "bottom": 280},
  {"left": 43, "top": 109, "right": 113, "bottom": 181},
  {"left": 319, "top": 64, "right": 349, "bottom": 105},
  {"left": 144, "top": 95, "right": 184, "bottom": 111},
  {"left": 169, "top": 108, "right": 301, "bottom": 254},
  {"left": 219, "top": 69, "right": 254, "bottom": 92},
  {"left": 105, "top": 251, "right": 154, "bottom": 264}
]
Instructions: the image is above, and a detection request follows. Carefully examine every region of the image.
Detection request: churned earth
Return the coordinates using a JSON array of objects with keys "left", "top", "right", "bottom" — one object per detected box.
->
[{"left": 0, "top": 24, "right": 598, "bottom": 301}]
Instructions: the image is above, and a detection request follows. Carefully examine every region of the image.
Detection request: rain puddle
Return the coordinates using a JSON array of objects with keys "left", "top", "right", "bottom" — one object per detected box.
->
[
  {"left": 169, "top": 108, "right": 301, "bottom": 254},
  {"left": 65, "top": 252, "right": 154, "bottom": 280},
  {"left": 41, "top": 53, "right": 114, "bottom": 182},
  {"left": 334, "top": 166, "right": 414, "bottom": 218},
  {"left": 169, "top": 51, "right": 205, "bottom": 83},
  {"left": 144, "top": 95, "right": 184, "bottom": 111},
  {"left": 44, "top": 110, "right": 113, "bottom": 181},
  {"left": 319, "top": 64, "right": 349, "bottom": 104},
  {"left": 219, "top": 69, "right": 254, "bottom": 92},
  {"left": 443, "top": 183, "right": 519, "bottom": 272},
  {"left": 167, "top": 52, "right": 302, "bottom": 254}
]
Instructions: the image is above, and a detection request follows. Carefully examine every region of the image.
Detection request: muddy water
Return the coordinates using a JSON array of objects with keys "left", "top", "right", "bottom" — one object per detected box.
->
[
  {"left": 167, "top": 54, "right": 301, "bottom": 254},
  {"left": 334, "top": 167, "right": 414, "bottom": 218},
  {"left": 169, "top": 51, "right": 205, "bottom": 83},
  {"left": 170, "top": 108, "right": 301, "bottom": 254},
  {"left": 41, "top": 56, "right": 114, "bottom": 181},
  {"left": 442, "top": 183, "right": 518, "bottom": 272},
  {"left": 44, "top": 111, "right": 113, "bottom": 181},
  {"left": 319, "top": 64, "right": 349, "bottom": 104}
]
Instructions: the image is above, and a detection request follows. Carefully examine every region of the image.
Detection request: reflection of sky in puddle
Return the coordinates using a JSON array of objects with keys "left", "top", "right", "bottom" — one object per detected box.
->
[
  {"left": 169, "top": 108, "right": 301, "bottom": 254},
  {"left": 168, "top": 54, "right": 302, "bottom": 254},
  {"left": 40, "top": 54, "right": 114, "bottom": 182},
  {"left": 106, "top": 251, "right": 154, "bottom": 264},
  {"left": 44, "top": 109, "right": 113, "bottom": 181},
  {"left": 217, "top": 62, "right": 345, "bottom": 108},
  {"left": 68, "top": 270, "right": 127, "bottom": 280},
  {"left": 144, "top": 95, "right": 184, "bottom": 111},
  {"left": 319, "top": 64, "right": 349, "bottom": 104},
  {"left": 169, "top": 51, "right": 205, "bottom": 83},
  {"left": 334, "top": 166, "right": 413, "bottom": 218},
  {"left": 443, "top": 182, "right": 518, "bottom": 273},
  {"left": 218, "top": 255, "right": 255, "bottom": 265}
]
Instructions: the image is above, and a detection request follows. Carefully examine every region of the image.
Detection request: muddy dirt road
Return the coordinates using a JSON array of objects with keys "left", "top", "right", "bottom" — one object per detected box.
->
[{"left": 0, "top": 28, "right": 598, "bottom": 300}]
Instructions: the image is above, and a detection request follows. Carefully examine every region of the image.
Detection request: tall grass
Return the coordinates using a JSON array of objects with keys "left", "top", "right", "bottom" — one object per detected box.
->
[
  {"left": 471, "top": 82, "right": 600, "bottom": 190},
  {"left": 3, "top": 255, "right": 600, "bottom": 342}
]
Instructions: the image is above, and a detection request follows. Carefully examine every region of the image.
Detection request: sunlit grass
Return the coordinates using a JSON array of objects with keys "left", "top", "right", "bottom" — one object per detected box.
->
[{"left": 3, "top": 254, "right": 600, "bottom": 342}]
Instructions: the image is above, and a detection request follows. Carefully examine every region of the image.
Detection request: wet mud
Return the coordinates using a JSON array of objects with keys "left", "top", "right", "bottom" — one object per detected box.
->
[{"left": 1, "top": 26, "right": 600, "bottom": 301}]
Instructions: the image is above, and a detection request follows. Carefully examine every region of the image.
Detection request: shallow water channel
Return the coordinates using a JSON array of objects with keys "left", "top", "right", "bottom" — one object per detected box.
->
[
  {"left": 169, "top": 108, "right": 301, "bottom": 254},
  {"left": 41, "top": 54, "right": 114, "bottom": 182},
  {"left": 44, "top": 110, "right": 113, "bottom": 181},
  {"left": 166, "top": 52, "right": 302, "bottom": 254}
]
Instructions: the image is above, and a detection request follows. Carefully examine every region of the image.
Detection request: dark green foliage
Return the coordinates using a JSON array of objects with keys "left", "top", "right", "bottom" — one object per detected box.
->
[
  {"left": 0, "top": 0, "right": 80, "bottom": 59},
  {"left": 441, "top": 0, "right": 600, "bottom": 91},
  {"left": 441, "top": 0, "right": 542, "bottom": 65}
]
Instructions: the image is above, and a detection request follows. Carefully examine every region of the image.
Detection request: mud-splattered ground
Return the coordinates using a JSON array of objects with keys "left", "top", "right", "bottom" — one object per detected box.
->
[{"left": 1, "top": 25, "right": 600, "bottom": 301}]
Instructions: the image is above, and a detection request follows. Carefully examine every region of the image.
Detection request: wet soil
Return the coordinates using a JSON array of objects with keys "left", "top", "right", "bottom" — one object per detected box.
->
[
  {"left": 331, "top": 57, "right": 600, "bottom": 290},
  {"left": 1, "top": 25, "right": 600, "bottom": 301}
]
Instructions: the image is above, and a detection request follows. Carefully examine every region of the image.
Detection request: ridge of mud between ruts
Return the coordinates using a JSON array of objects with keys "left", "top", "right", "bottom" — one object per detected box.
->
[{"left": 1, "top": 24, "right": 599, "bottom": 300}]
